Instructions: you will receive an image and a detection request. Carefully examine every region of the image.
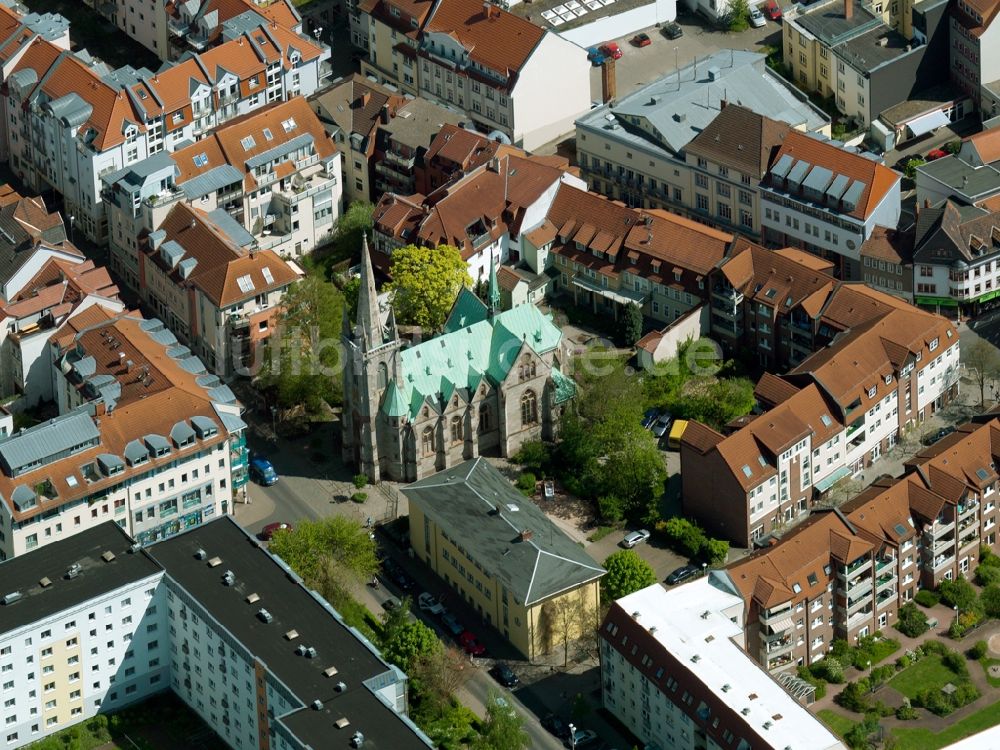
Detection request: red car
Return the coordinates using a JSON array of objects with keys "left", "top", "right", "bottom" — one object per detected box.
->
[
  {"left": 630, "top": 33, "right": 651, "bottom": 47},
  {"left": 599, "top": 42, "right": 622, "bottom": 60},
  {"left": 259, "top": 522, "right": 293, "bottom": 541},
  {"left": 763, "top": 0, "right": 783, "bottom": 19},
  {"left": 927, "top": 148, "right": 949, "bottom": 161},
  {"left": 458, "top": 630, "right": 487, "bottom": 656}
]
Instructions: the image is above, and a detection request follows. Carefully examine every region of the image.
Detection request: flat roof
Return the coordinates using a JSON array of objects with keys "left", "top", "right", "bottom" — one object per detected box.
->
[
  {"left": 148, "top": 517, "right": 433, "bottom": 750},
  {"left": 796, "top": 0, "right": 882, "bottom": 44},
  {"left": 917, "top": 157, "right": 1000, "bottom": 199},
  {"left": 615, "top": 579, "right": 845, "bottom": 750},
  {"left": 879, "top": 83, "right": 963, "bottom": 125},
  {"left": 0, "top": 522, "right": 162, "bottom": 634},
  {"left": 380, "top": 98, "right": 464, "bottom": 150},
  {"left": 837, "top": 28, "right": 914, "bottom": 73}
]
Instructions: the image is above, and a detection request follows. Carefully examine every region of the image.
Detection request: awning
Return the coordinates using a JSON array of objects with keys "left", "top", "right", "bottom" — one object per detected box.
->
[
  {"left": 915, "top": 295, "right": 959, "bottom": 307},
  {"left": 814, "top": 465, "right": 853, "bottom": 493},
  {"left": 907, "top": 109, "right": 950, "bottom": 137},
  {"left": 571, "top": 276, "right": 646, "bottom": 306},
  {"left": 767, "top": 617, "right": 794, "bottom": 634}
]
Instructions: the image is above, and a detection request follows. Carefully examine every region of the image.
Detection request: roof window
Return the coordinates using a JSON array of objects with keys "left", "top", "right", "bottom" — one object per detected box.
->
[
  {"left": 193, "top": 153, "right": 209, "bottom": 168},
  {"left": 281, "top": 117, "right": 297, "bottom": 133},
  {"left": 241, "top": 135, "right": 256, "bottom": 151}
]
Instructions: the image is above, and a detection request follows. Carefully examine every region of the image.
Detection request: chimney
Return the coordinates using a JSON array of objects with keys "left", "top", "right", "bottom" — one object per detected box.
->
[
  {"left": 601, "top": 58, "right": 617, "bottom": 104},
  {"left": 720, "top": 98, "right": 728, "bottom": 110},
  {"left": 483, "top": 0, "right": 495, "bottom": 17},
  {"left": 519, "top": 529, "right": 533, "bottom": 542},
  {"left": 95, "top": 401, "right": 106, "bottom": 417},
  {"left": 380, "top": 103, "right": 390, "bottom": 125},
  {"left": 361, "top": 92, "right": 371, "bottom": 108},
  {"left": 845, "top": 0, "right": 853, "bottom": 19},
  {"left": 924, "top": 198, "right": 931, "bottom": 209}
]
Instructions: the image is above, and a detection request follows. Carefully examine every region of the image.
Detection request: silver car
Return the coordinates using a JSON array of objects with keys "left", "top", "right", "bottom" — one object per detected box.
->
[
  {"left": 652, "top": 413, "right": 673, "bottom": 438},
  {"left": 621, "top": 529, "right": 651, "bottom": 548},
  {"left": 749, "top": 5, "right": 766, "bottom": 26}
]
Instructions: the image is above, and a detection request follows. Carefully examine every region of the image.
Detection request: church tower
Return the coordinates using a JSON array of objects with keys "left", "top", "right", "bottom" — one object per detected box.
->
[{"left": 341, "top": 234, "right": 403, "bottom": 481}]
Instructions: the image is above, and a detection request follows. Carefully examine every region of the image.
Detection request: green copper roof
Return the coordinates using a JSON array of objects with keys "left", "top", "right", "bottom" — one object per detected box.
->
[
  {"left": 381, "top": 382, "right": 408, "bottom": 417},
  {"left": 399, "top": 303, "right": 563, "bottom": 419},
  {"left": 443, "top": 287, "right": 487, "bottom": 333},
  {"left": 552, "top": 367, "right": 576, "bottom": 404}
]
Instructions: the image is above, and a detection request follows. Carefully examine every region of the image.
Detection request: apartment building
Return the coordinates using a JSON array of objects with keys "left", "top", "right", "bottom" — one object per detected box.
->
[
  {"left": 685, "top": 280, "right": 959, "bottom": 546},
  {"left": 357, "top": 0, "right": 590, "bottom": 150},
  {"left": 0, "top": 517, "right": 435, "bottom": 750},
  {"left": 137, "top": 203, "right": 301, "bottom": 378},
  {"left": 950, "top": 0, "right": 1000, "bottom": 108},
  {"left": 600, "top": 581, "right": 846, "bottom": 750},
  {"left": 759, "top": 129, "right": 901, "bottom": 279},
  {"left": 104, "top": 96, "right": 342, "bottom": 271},
  {"left": 0, "top": 306, "right": 249, "bottom": 559},
  {"left": 417, "top": 123, "right": 530, "bottom": 195},
  {"left": 575, "top": 51, "right": 829, "bottom": 218},
  {"left": 915, "top": 128, "right": 1000, "bottom": 207},
  {"left": 372, "top": 153, "right": 583, "bottom": 282},
  {"left": 858, "top": 224, "right": 914, "bottom": 301},
  {"left": 403, "top": 458, "right": 604, "bottom": 659}
]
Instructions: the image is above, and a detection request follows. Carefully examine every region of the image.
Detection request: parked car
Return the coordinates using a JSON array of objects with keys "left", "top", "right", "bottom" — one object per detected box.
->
[
  {"left": 642, "top": 408, "right": 659, "bottom": 429},
  {"left": 652, "top": 412, "right": 673, "bottom": 438},
  {"left": 564, "top": 729, "right": 599, "bottom": 748},
  {"left": 661, "top": 21, "right": 683, "bottom": 39},
  {"left": 382, "top": 596, "right": 401, "bottom": 611},
  {"left": 418, "top": 592, "right": 445, "bottom": 615},
  {"left": 258, "top": 522, "right": 292, "bottom": 541},
  {"left": 599, "top": 42, "right": 622, "bottom": 60},
  {"left": 489, "top": 663, "right": 520, "bottom": 688},
  {"left": 542, "top": 714, "right": 571, "bottom": 739},
  {"left": 621, "top": 529, "right": 651, "bottom": 548},
  {"left": 763, "top": 0, "right": 782, "bottom": 18},
  {"left": 631, "top": 32, "right": 651, "bottom": 46},
  {"left": 927, "top": 148, "right": 949, "bottom": 161},
  {"left": 749, "top": 5, "right": 766, "bottom": 26},
  {"left": 924, "top": 425, "right": 956, "bottom": 445},
  {"left": 666, "top": 564, "right": 701, "bottom": 585},
  {"left": 441, "top": 612, "right": 463, "bottom": 636},
  {"left": 586, "top": 46, "right": 606, "bottom": 65},
  {"left": 249, "top": 456, "right": 278, "bottom": 486},
  {"left": 382, "top": 559, "right": 413, "bottom": 591},
  {"left": 458, "top": 630, "right": 487, "bottom": 656}
]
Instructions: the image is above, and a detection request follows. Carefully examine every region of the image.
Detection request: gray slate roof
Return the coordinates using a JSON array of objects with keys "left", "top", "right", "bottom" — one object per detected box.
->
[
  {"left": 207, "top": 208, "right": 255, "bottom": 247},
  {"left": 179, "top": 165, "right": 244, "bottom": 199},
  {"left": 577, "top": 50, "right": 828, "bottom": 158},
  {"left": 401, "top": 458, "right": 604, "bottom": 606},
  {"left": 0, "top": 410, "right": 100, "bottom": 478}
]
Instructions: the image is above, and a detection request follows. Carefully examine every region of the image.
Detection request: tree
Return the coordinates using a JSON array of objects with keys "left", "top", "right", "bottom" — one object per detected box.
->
[
  {"left": 602, "top": 549, "right": 657, "bottom": 601},
  {"left": 258, "top": 275, "right": 344, "bottom": 412},
  {"left": 380, "top": 595, "right": 412, "bottom": 644},
  {"left": 267, "top": 517, "right": 379, "bottom": 608},
  {"left": 904, "top": 157, "right": 926, "bottom": 180},
  {"left": 588, "top": 403, "right": 667, "bottom": 514},
  {"left": 727, "top": 0, "right": 750, "bottom": 31},
  {"left": 412, "top": 701, "right": 478, "bottom": 750},
  {"left": 670, "top": 377, "right": 756, "bottom": 431},
  {"left": 820, "top": 476, "right": 865, "bottom": 509},
  {"left": 701, "top": 537, "right": 729, "bottom": 566},
  {"left": 895, "top": 602, "right": 929, "bottom": 637},
  {"left": 473, "top": 692, "right": 530, "bottom": 750},
  {"left": 540, "top": 595, "right": 597, "bottom": 667},
  {"left": 319, "top": 201, "right": 374, "bottom": 272},
  {"left": 341, "top": 275, "right": 361, "bottom": 321},
  {"left": 620, "top": 302, "right": 643, "bottom": 347},
  {"left": 939, "top": 577, "right": 978, "bottom": 611},
  {"left": 409, "top": 645, "right": 473, "bottom": 711},
  {"left": 382, "top": 619, "right": 441, "bottom": 673},
  {"left": 388, "top": 244, "right": 472, "bottom": 331},
  {"left": 965, "top": 338, "right": 1000, "bottom": 407},
  {"left": 981, "top": 584, "right": 1000, "bottom": 618}
]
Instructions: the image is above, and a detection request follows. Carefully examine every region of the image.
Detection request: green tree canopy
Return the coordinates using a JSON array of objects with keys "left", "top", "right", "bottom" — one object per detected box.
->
[
  {"left": 382, "top": 619, "right": 441, "bottom": 673},
  {"left": 472, "top": 692, "right": 530, "bottom": 750},
  {"left": 602, "top": 549, "right": 657, "bottom": 601},
  {"left": 267, "top": 517, "right": 379, "bottom": 607},
  {"left": 620, "top": 302, "right": 643, "bottom": 347},
  {"left": 939, "top": 577, "right": 978, "bottom": 611},
  {"left": 319, "top": 201, "right": 374, "bottom": 274},
  {"left": 388, "top": 244, "right": 472, "bottom": 331}
]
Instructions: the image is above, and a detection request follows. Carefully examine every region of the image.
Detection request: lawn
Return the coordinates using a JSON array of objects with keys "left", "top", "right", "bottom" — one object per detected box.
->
[
  {"left": 889, "top": 655, "right": 956, "bottom": 700},
  {"left": 817, "top": 708, "right": 855, "bottom": 738},
  {"left": 979, "top": 657, "right": 1000, "bottom": 688},
  {"left": 892, "top": 700, "right": 1000, "bottom": 750}
]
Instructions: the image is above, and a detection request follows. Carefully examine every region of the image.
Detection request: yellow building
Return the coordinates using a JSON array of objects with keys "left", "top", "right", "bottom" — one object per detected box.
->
[{"left": 402, "top": 458, "right": 605, "bottom": 661}]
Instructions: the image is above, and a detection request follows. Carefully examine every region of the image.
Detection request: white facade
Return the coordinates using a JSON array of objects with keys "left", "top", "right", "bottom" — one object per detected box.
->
[{"left": 0, "top": 574, "right": 166, "bottom": 748}]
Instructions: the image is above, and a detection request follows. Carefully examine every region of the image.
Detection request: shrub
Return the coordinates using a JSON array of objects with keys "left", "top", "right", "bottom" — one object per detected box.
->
[
  {"left": 923, "top": 639, "right": 947, "bottom": 656},
  {"left": 895, "top": 654, "right": 911, "bottom": 670},
  {"left": 598, "top": 495, "right": 624, "bottom": 525},
  {"left": 796, "top": 665, "right": 827, "bottom": 700},
  {"left": 949, "top": 607, "right": 986, "bottom": 640},
  {"left": 850, "top": 634, "right": 900, "bottom": 669},
  {"left": 837, "top": 680, "right": 872, "bottom": 713},
  {"left": 940, "top": 578, "right": 978, "bottom": 610},
  {"left": 351, "top": 492, "right": 368, "bottom": 503},
  {"left": 830, "top": 639, "right": 852, "bottom": 660},
  {"left": 904, "top": 157, "right": 926, "bottom": 180},
  {"left": 516, "top": 472, "right": 536, "bottom": 492},
  {"left": 975, "top": 564, "right": 1000, "bottom": 587},
  {"left": 353, "top": 473, "right": 369, "bottom": 489},
  {"left": 700, "top": 537, "right": 730, "bottom": 566},
  {"left": 513, "top": 440, "right": 550, "bottom": 474},
  {"left": 968, "top": 640, "right": 988, "bottom": 660},
  {"left": 981, "top": 545, "right": 1000, "bottom": 567},
  {"left": 896, "top": 602, "right": 930, "bottom": 638},
  {"left": 981, "top": 584, "right": 1000, "bottom": 618},
  {"left": 896, "top": 703, "right": 919, "bottom": 720},
  {"left": 943, "top": 650, "right": 969, "bottom": 677},
  {"left": 811, "top": 656, "right": 845, "bottom": 684},
  {"left": 659, "top": 517, "right": 706, "bottom": 558},
  {"left": 914, "top": 589, "right": 941, "bottom": 608}
]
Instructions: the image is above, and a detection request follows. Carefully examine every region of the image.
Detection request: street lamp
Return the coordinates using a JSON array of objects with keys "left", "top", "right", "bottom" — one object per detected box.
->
[
  {"left": 314, "top": 26, "right": 324, "bottom": 40},
  {"left": 68, "top": 214, "right": 75, "bottom": 243},
  {"left": 702, "top": 562, "right": 708, "bottom": 577},
  {"left": 867, "top": 660, "right": 873, "bottom": 693},
  {"left": 568, "top": 723, "right": 576, "bottom": 750}
]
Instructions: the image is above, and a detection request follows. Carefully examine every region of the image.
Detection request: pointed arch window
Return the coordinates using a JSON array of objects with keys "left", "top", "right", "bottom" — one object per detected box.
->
[
  {"left": 377, "top": 362, "right": 388, "bottom": 390},
  {"left": 421, "top": 427, "right": 435, "bottom": 456},
  {"left": 519, "top": 355, "right": 536, "bottom": 381},
  {"left": 478, "top": 404, "right": 491, "bottom": 433},
  {"left": 520, "top": 390, "right": 538, "bottom": 426},
  {"left": 450, "top": 416, "right": 463, "bottom": 443}
]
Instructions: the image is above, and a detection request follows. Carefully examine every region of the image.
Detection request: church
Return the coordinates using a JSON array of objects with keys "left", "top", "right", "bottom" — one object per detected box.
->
[{"left": 341, "top": 237, "right": 574, "bottom": 482}]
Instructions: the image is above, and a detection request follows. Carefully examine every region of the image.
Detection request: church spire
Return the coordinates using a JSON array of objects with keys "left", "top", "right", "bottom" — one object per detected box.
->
[
  {"left": 487, "top": 252, "right": 500, "bottom": 318},
  {"left": 357, "top": 232, "right": 382, "bottom": 347}
]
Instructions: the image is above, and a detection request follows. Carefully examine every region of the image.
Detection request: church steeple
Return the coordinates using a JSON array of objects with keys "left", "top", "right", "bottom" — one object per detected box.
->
[
  {"left": 487, "top": 252, "right": 500, "bottom": 318},
  {"left": 357, "top": 232, "right": 382, "bottom": 347}
]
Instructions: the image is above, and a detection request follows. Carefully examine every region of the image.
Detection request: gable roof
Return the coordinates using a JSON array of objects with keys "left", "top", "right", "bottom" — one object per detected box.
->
[
  {"left": 401, "top": 458, "right": 604, "bottom": 605},
  {"left": 685, "top": 104, "right": 792, "bottom": 178}
]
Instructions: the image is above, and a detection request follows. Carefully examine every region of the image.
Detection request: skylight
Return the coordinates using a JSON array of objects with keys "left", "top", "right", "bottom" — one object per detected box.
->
[
  {"left": 281, "top": 117, "right": 297, "bottom": 133},
  {"left": 66, "top": 475, "right": 79, "bottom": 488},
  {"left": 758, "top": 456, "right": 767, "bottom": 467},
  {"left": 894, "top": 523, "right": 908, "bottom": 536},
  {"left": 977, "top": 468, "right": 990, "bottom": 481},
  {"left": 765, "top": 288, "right": 777, "bottom": 299},
  {"left": 261, "top": 267, "right": 274, "bottom": 284},
  {"left": 263, "top": 127, "right": 273, "bottom": 141},
  {"left": 820, "top": 414, "right": 832, "bottom": 427},
  {"left": 193, "top": 152, "right": 209, "bottom": 167},
  {"left": 241, "top": 135, "right": 256, "bottom": 151},
  {"left": 792, "top": 583, "right": 802, "bottom": 594},
  {"left": 236, "top": 275, "right": 255, "bottom": 293},
  {"left": 742, "top": 465, "right": 752, "bottom": 478}
]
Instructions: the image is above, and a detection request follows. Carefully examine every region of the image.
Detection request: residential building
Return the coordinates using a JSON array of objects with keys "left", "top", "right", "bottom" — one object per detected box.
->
[
  {"left": 0, "top": 306, "right": 249, "bottom": 559},
  {"left": 0, "top": 517, "right": 435, "bottom": 749},
  {"left": 403, "top": 458, "right": 604, "bottom": 659},
  {"left": 950, "top": 0, "right": 1000, "bottom": 108},
  {"left": 783, "top": 0, "right": 951, "bottom": 127},
  {"left": 416, "top": 123, "right": 534, "bottom": 195},
  {"left": 357, "top": 0, "right": 590, "bottom": 150},
  {"left": 341, "top": 237, "right": 574, "bottom": 482},
  {"left": 759, "top": 129, "right": 901, "bottom": 278},
  {"left": 0, "top": 187, "right": 75, "bottom": 302},
  {"left": 575, "top": 51, "right": 829, "bottom": 218},
  {"left": 137, "top": 203, "right": 302, "bottom": 378},
  {"left": 372, "top": 153, "right": 582, "bottom": 282},
  {"left": 915, "top": 128, "right": 1000, "bottom": 206},
  {"left": 600, "top": 580, "right": 846, "bottom": 750},
  {"left": 858, "top": 223, "right": 915, "bottom": 301},
  {"left": 104, "top": 96, "right": 342, "bottom": 270},
  {"left": 685, "top": 278, "right": 959, "bottom": 546},
  {"left": 720, "top": 416, "right": 1000, "bottom": 674}
]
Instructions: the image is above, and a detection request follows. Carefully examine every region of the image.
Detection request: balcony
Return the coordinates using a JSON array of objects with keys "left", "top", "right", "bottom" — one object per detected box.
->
[
  {"left": 959, "top": 501, "right": 978, "bottom": 519},
  {"left": 931, "top": 535, "right": 956, "bottom": 556},
  {"left": 383, "top": 149, "right": 416, "bottom": 169},
  {"left": 839, "top": 557, "right": 872, "bottom": 580},
  {"left": 876, "top": 590, "right": 897, "bottom": 609},
  {"left": 845, "top": 418, "right": 865, "bottom": 439},
  {"left": 767, "top": 652, "right": 794, "bottom": 671},
  {"left": 764, "top": 635, "right": 794, "bottom": 656},
  {"left": 875, "top": 557, "right": 896, "bottom": 573},
  {"left": 846, "top": 608, "right": 873, "bottom": 631},
  {"left": 959, "top": 531, "right": 979, "bottom": 550},
  {"left": 932, "top": 554, "right": 956, "bottom": 570}
]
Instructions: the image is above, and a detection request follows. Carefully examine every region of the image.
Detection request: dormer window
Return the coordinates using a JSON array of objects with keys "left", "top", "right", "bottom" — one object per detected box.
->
[
  {"left": 674, "top": 269, "right": 682, "bottom": 282},
  {"left": 884, "top": 374, "right": 892, "bottom": 385},
  {"left": 929, "top": 337, "right": 939, "bottom": 351},
  {"left": 868, "top": 386, "right": 877, "bottom": 399}
]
